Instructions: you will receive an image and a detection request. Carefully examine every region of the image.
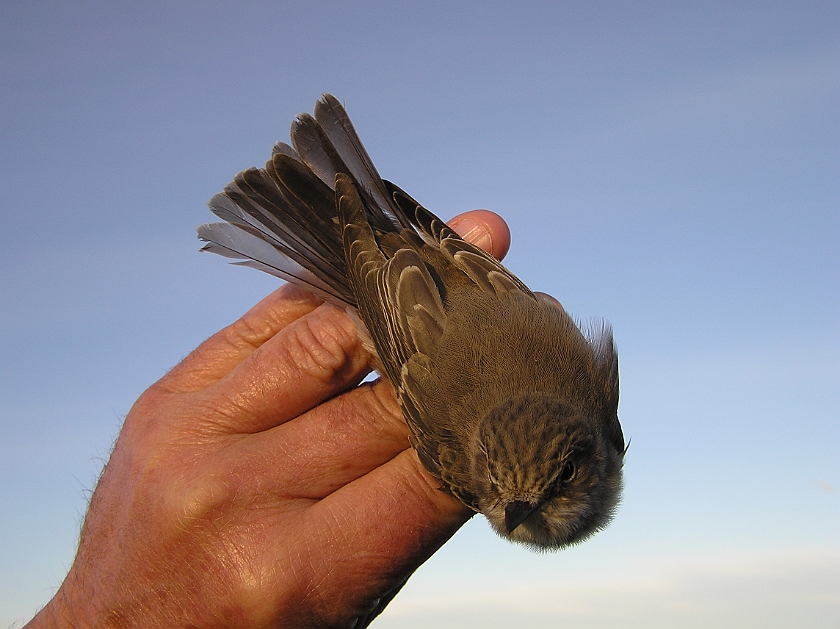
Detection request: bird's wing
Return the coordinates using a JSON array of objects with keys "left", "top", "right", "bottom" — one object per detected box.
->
[
  {"left": 338, "top": 175, "right": 481, "bottom": 507},
  {"left": 337, "top": 174, "right": 443, "bottom": 382},
  {"left": 385, "top": 180, "right": 534, "bottom": 299}
]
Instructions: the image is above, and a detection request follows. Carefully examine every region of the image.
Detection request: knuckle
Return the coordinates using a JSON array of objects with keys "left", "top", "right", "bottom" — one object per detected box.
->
[
  {"left": 223, "top": 313, "right": 277, "bottom": 351},
  {"left": 282, "top": 308, "right": 363, "bottom": 385}
]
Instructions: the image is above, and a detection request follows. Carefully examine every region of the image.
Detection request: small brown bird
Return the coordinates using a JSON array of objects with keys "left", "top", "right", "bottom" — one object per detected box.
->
[{"left": 198, "top": 94, "right": 625, "bottom": 550}]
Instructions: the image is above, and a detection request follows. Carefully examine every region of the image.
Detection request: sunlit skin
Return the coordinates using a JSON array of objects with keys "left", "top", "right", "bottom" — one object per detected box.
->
[{"left": 25, "top": 213, "right": 507, "bottom": 629}]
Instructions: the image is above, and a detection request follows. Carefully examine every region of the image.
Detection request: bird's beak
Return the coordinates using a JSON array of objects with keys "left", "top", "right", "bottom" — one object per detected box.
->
[{"left": 504, "top": 500, "right": 540, "bottom": 534}]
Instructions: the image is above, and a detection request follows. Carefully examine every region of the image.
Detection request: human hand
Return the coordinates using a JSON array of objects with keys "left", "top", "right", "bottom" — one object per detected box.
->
[{"left": 27, "top": 211, "right": 511, "bottom": 629}]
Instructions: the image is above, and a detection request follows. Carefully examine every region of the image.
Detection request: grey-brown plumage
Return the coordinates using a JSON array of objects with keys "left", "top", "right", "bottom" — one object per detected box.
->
[{"left": 198, "top": 94, "right": 625, "bottom": 550}]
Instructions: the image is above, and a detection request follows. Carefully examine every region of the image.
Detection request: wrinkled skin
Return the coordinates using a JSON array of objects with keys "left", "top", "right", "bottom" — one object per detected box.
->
[{"left": 26, "top": 211, "right": 509, "bottom": 629}]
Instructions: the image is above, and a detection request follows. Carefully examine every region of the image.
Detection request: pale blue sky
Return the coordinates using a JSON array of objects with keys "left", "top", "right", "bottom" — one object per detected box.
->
[{"left": 1, "top": 1, "right": 838, "bottom": 627}]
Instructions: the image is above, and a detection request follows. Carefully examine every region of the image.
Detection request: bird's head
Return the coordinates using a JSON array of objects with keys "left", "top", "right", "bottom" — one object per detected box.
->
[{"left": 472, "top": 391, "right": 624, "bottom": 550}]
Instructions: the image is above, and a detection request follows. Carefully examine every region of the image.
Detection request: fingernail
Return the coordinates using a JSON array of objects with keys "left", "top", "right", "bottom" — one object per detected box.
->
[{"left": 452, "top": 218, "right": 493, "bottom": 253}]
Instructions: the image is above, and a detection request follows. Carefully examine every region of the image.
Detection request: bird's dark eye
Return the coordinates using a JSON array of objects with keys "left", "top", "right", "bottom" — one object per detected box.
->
[{"left": 560, "top": 462, "right": 576, "bottom": 483}]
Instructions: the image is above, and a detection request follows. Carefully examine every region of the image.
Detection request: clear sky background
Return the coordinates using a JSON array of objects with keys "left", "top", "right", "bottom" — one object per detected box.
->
[{"left": 1, "top": 1, "right": 837, "bottom": 627}]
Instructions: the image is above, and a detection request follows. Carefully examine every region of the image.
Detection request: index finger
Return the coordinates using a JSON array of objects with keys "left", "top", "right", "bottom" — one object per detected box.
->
[{"left": 160, "top": 284, "right": 324, "bottom": 394}]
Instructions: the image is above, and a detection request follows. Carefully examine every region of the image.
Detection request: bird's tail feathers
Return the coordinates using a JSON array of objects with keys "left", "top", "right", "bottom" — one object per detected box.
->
[{"left": 199, "top": 94, "right": 416, "bottom": 307}]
